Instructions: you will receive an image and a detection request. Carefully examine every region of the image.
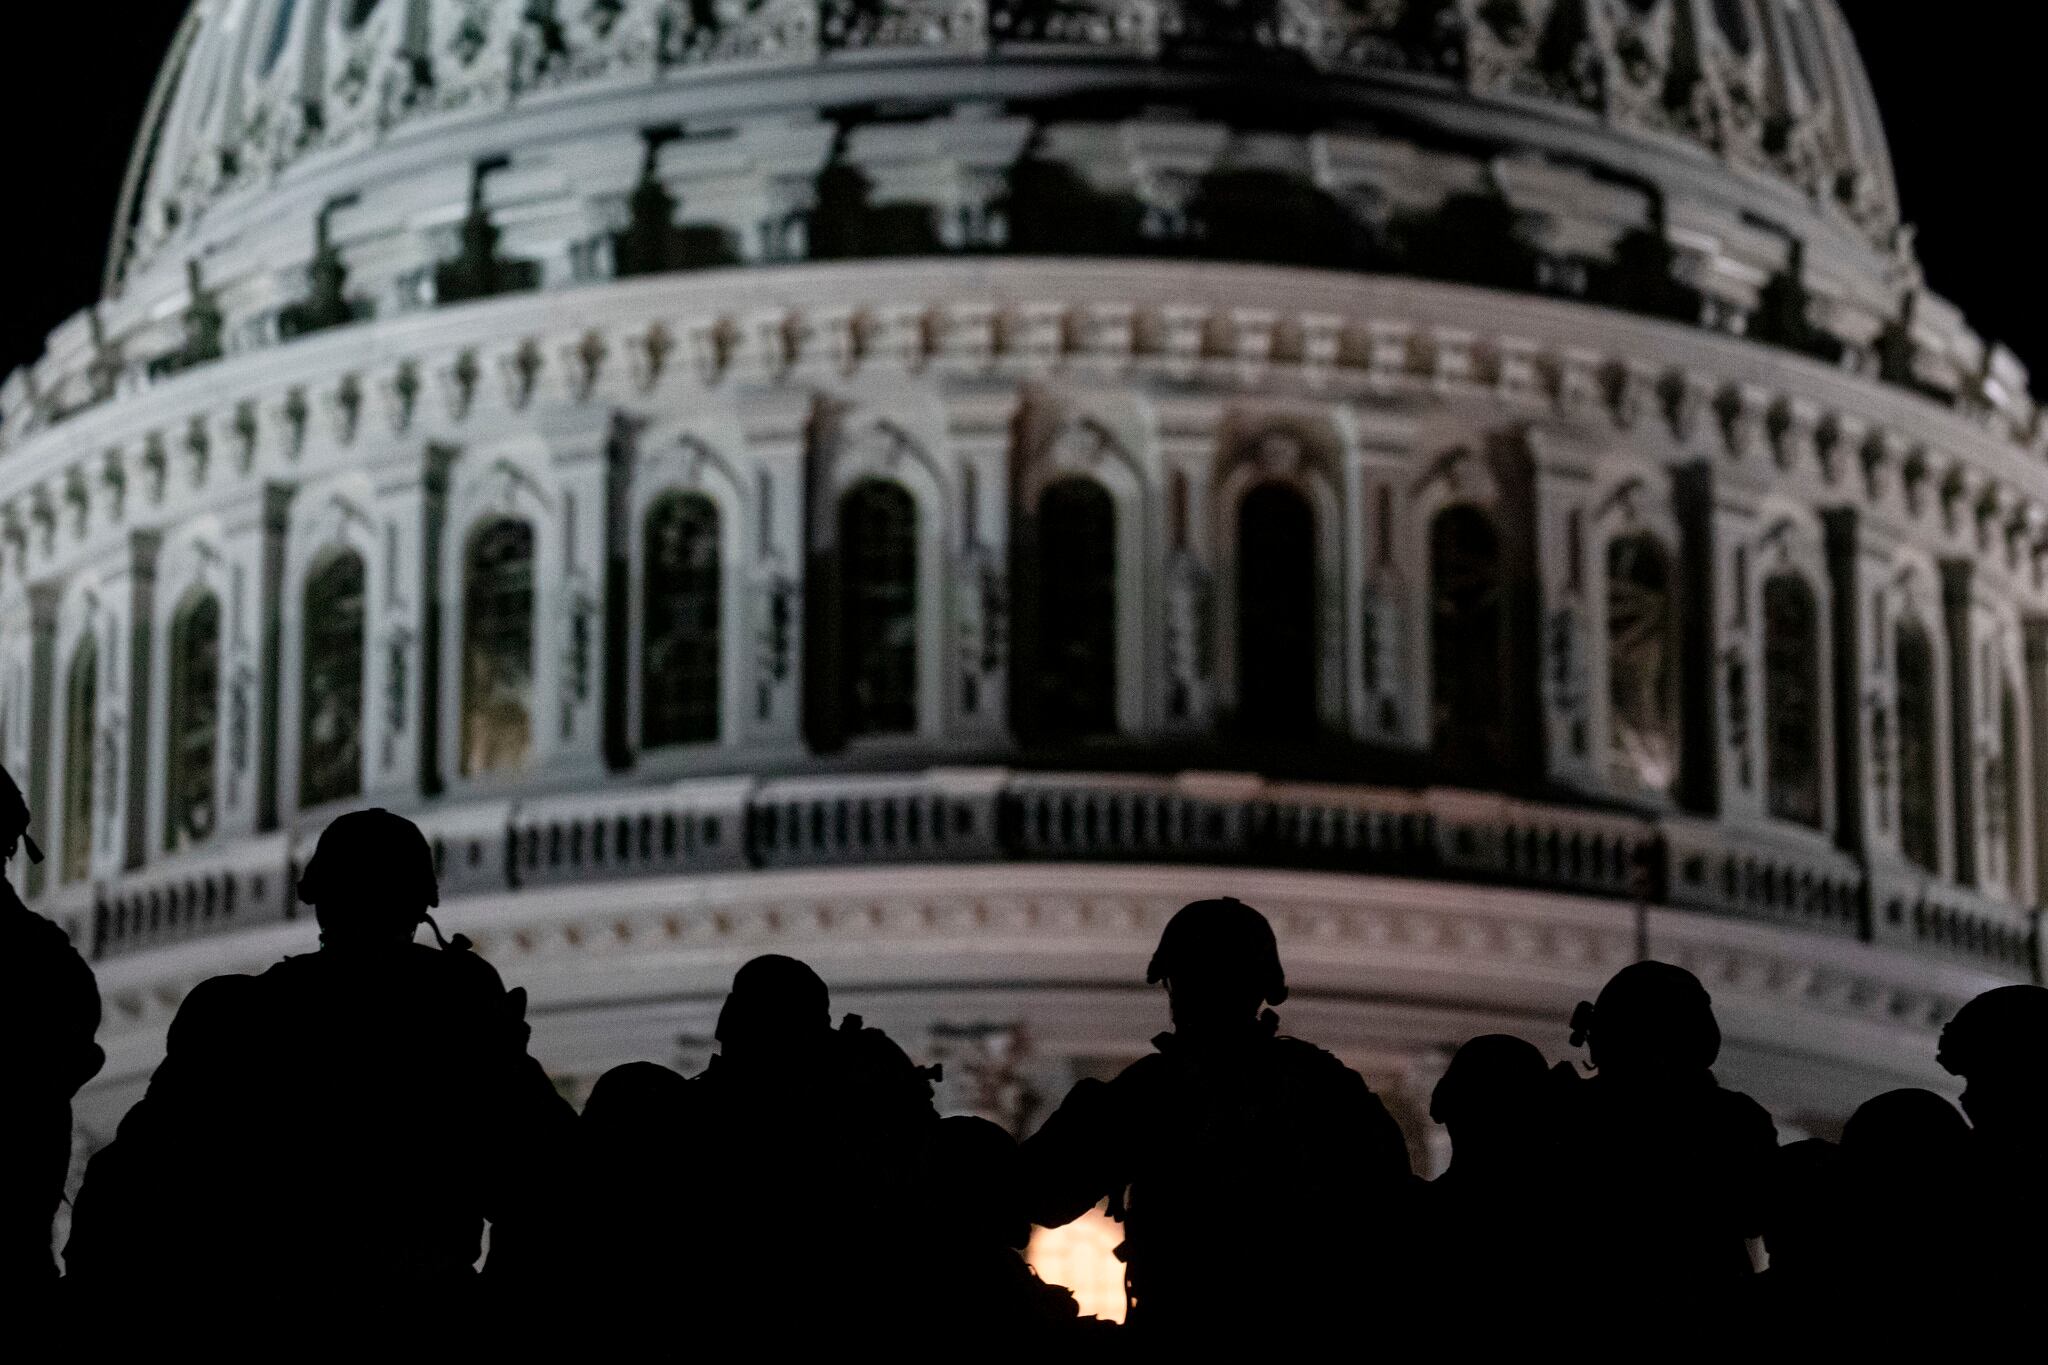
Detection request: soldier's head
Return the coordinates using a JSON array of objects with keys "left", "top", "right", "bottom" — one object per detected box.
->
[
  {"left": 715, "top": 955, "right": 831, "bottom": 1065},
  {"left": 584, "top": 1061, "right": 692, "bottom": 1145},
  {"left": 297, "top": 808, "right": 439, "bottom": 948},
  {"left": 1147, "top": 897, "right": 1288, "bottom": 1035},
  {"left": 923, "top": 1115, "right": 1029, "bottom": 1250},
  {"left": 1841, "top": 1088, "right": 1970, "bottom": 1176},
  {"left": 1937, "top": 984, "right": 2048, "bottom": 1140},
  {"left": 1430, "top": 1034, "right": 1549, "bottom": 1153},
  {"left": 1571, "top": 960, "right": 1720, "bottom": 1080},
  {"left": 0, "top": 763, "right": 41, "bottom": 866}
]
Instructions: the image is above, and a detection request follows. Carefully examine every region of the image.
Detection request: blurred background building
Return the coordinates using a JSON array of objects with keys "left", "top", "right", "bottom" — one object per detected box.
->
[{"left": 2, "top": 0, "right": 2041, "bottom": 1301}]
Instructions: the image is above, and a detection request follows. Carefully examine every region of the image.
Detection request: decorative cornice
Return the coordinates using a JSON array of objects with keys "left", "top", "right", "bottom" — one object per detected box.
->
[
  {"left": 82, "top": 862, "right": 1995, "bottom": 1116},
  {"left": 6, "top": 263, "right": 2046, "bottom": 604}
]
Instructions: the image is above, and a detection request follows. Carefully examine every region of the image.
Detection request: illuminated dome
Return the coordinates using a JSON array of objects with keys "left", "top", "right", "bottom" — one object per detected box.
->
[
  {"left": 114, "top": 1, "right": 1901, "bottom": 291},
  {"left": 2, "top": 1, "right": 2041, "bottom": 1269}
]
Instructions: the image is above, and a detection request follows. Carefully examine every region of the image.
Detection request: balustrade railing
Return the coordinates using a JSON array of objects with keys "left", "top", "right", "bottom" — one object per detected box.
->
[
  {"left": 92, "top": 833, "right": 293, "bottom": 960},
  {"left": 56, "top": 770, "right": 2042, "bottom": 983},
  {"left": 1868, "top": 870, "right": 2040, "bottom": 977},
  {"left": 1662, "top": 816, "right": 1867, "bottom": 942}
]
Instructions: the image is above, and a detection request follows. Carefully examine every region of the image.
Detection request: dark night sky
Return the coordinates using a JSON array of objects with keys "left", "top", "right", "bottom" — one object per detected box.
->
[{"left": 0, "top": 8, "right": 2036, "bottom": 382}]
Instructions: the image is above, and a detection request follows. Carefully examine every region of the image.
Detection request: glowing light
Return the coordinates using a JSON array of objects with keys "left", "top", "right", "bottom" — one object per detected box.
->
[{"left": 1026, "top": 1203, "right": 1127, "bottom": 1325}]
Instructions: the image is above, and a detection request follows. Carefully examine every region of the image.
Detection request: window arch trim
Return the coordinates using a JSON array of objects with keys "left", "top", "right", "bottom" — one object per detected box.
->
[
  {"left": 625, "top": 434, "right": 751, "bottom": 762},
  {"left": 817, "top": 419, "right": 953, "bottom": 744},
  {"left": 1212, "top": 455, "right": 1342, "bottom": 733}
]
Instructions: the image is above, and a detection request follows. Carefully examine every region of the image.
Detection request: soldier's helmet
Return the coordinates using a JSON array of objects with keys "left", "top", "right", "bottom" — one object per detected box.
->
[
  {"left": 585, "top": 1060, "right": 692, "bottom": 1136},
  {"left": 715, "top": 954, "right": 832, "bottom": 1056},
  {"left": 1430, "top": 1033, "right": 1549, "bottom": 1129},
  {"left": 925, "top": 1115, "right": 1030, "bottom": 1249},
  {"left": 1840, "top": 1088, "right": 1970, "bottom": 1173},
  {"left": 1146, "top": 896, "right": 1289, "bottom": 1006},
  {"left": 1937, "top": 984, "right": 2048, "bottom": 1088},
  {"left": 1578, "top": 960, "right": 1721, "bottom": 1076},
  {"left": 297, "top": 808, "right": 440, "bottom": 942}
]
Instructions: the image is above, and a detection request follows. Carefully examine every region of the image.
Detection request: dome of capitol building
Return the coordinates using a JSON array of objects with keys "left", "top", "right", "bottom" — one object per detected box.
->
[{"left": 2, "top": 0, "right": 2042, "bottom": 1292}]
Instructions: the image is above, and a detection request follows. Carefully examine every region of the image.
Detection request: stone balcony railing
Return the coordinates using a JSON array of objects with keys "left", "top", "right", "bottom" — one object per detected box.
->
[{"left": 49, "top": 768, "right": 2043, "bottom": 986}]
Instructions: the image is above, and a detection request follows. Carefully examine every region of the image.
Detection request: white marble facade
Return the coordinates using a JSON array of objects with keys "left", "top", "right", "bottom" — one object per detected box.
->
[{"left": 0, "top": 2, "right": 2041, "bottom": 1149}]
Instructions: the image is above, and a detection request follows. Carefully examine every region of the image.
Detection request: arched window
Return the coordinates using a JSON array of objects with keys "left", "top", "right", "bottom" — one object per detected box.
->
[
  {"left": 165, "top": 590, "right": 222, "bottom": 852},
  {"left": 1032, "top": 479, "right": 1119, "bottom": 737},
  {"left": 642, "top": 492, "right": 722, "bottom": 748},
  {"left": 1895, "top": 621, "right": 1939, "bottom": 872},
  {"left": 1763, "top": 574, "right": 1823, "bottom": 828},
  {"left": 1431, "top": 505, "right": 1506, "bottom": 773},
  {"left": 839, "top": 481, "right": 919, "bottom": 738},
  {"left": 462, "top": 518, "right": 536, "bottom": 778},
  {"left": 1607, "top": 534, "right": 1680, "bottom": 794},
  {"left": 1237, "top": 483, "right": 1317, "bottom": 736},
  {"left": 301, "top": 550, "right": 367, "bottom": 808},
  {"left": 62, "top": 636, "right": 97, "bottom": 884}
]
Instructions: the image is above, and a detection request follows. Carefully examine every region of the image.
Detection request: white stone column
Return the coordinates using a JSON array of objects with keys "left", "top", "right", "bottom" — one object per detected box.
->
[
  {"left": 1713, "top": 481, "right": 1767, "bottom": 825},
  {"left": 1153, "top": 396, "right": 1222, "bottom": 734},
  {"left": 540, "top": 406, "right": 615, "bottom": 784},
  {"left": 946, "top": 388, "right": 1019, "bottom": 743},
  {"left": 363, "top": 453, "right": 435, "bottom": 807},
  {"left": 1342, "top": 408, "right": 1417, "bottom": 747},
  {"left": 1528, "top": 426, "right": 1601, "bottom": 793},
  {"left": 739, "top": 389, "right": 811, "bottom": 755},
  {"left": 209, "top": 484, "right": 293, "bottom": 844},
  {"left": 114, "top": 531, "right": 161, "bottom": 871}
]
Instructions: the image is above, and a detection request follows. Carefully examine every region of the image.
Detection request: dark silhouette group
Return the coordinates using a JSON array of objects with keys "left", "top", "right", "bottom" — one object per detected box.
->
[{"left": 4, "top": 773, "right": 2044, "bottom": 1344}]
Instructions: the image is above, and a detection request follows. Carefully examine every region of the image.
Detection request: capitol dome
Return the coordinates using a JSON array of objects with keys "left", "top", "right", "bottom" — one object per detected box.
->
[
  {"left": 111, "top": 0, "right": 1902, "bottom": 289},
  {"left": 3, "top": 1, "right": 2042, "bottom": 1268}
]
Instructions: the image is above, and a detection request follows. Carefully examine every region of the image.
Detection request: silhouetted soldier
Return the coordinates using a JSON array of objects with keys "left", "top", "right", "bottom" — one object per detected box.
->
[
  {"left": 1937, "top": 984, "right": 2048, "bottom": 1292},
  {"left": 913, "top": 1116, "right": 1091, "bottom": 1338},
  {"left": 1552, "top": 961, "right": 1777, "bottom": 1327},
  {"left": 573, "top": 1060, "right": 695, "bottom": 1301},
  {"left": 1023, "top": 897, "right": 1412, "bottom": 1339},
  {"left": 672, "top": 954, "right": 940, "bottom": 1340},
  {"left": 66, "top": 809, "right": 573, "bottom": 1320},
  {"left": 0, "top": 763, "right": 102, "bottom": 1286},
  {"left": 1754, "top": 1137, "right": 1845, "bottom": 1323},
  {"left": 1839, "top": 1088, "right": 1971, "bottom": 1313},
  {"left": 1412, "top": 1034, "right": 1560, "bottom": 1337}
]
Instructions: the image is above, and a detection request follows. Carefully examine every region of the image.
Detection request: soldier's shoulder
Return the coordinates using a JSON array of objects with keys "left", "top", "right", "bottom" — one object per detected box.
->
[
  {"left": 435, "top": 938, "right": 510, "bottom": 984},
  {"left": 168, "top": 972, "right": 270, "bottom": 1043},
  {"left": 1270, "top": 1034, "right": 1369, "bottom": 1082},
  {"left": 183, "top": 970, "right": 269, "bottom": 1006},
  {"left": 1, "top": 895, "right": 83, "bottom": 958},
  {"left": 1706, "top": 1082, "right": 1778, "bottom": 1140},
  {"left": 1109, "top": 1051, "right": 1175, "bottom": 1089}
]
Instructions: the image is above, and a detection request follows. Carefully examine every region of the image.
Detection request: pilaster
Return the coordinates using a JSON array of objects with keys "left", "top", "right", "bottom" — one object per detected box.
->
[
  {"left": 2025, "top": 617, "right": 2048, "bottom": 910},
  {"left": 22, "top": 585, "right": 59, "bottom": 900},
  {"left": 945, "top": 388, "right": 1019, "bottom": 744},
  {"left": 1674, "top": 462, "right": 1719, "bottom": 817},
  {"left": 740, "top": 390, "right": 811, "bottom": 753},
  {"left": 1526, "top": 426, "right": 1600, "bottom": 793},
  {"left": 118, "top": 531, "right": 161, "bottom": 870},
  {"left": 1822, "top": 507, "right": 1864, "bottom": 859},
  {"left": 1711, "top": 478, "right": 1766, "bottom": 824},
  {"left": 1345, "top": 407, "right": 1417, "bottom": 747},
  {"left": 1942, "top": 558, "right": 1977, "bottom": 887}
]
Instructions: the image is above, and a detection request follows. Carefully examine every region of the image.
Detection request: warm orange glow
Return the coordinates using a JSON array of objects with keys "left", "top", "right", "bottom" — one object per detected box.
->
[{"left": 1026, "top": 1203, "right": 1128, "bottom": 1325}]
